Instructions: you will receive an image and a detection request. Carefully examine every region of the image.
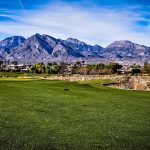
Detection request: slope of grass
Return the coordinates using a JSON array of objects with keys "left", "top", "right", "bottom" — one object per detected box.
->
[
  {"left": 0, "top": 79, "right": 150, "bottom": 150},
  {"left": 78, "top": 79, "right": 114, "bottom": 88},
  {"left": 0, "top": 72, "right": 70, "bottom": 78},
  {"left": 0, "top": 72, "right": 27, "bottom": 78}
]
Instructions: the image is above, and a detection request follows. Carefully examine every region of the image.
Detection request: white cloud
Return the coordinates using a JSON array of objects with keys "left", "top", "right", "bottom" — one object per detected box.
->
[{"left": 0, "top": 2, "right": 149, "bottom": 47}]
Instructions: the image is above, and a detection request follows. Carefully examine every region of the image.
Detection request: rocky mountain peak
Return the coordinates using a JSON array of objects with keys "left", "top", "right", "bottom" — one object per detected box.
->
[
  {"left": 106, "top": 40, "right": 135, "bottom": 49},
  {"left": 27, "top": 33, "right": 43, "bottom": 42},
  {"left": 0, "top": 36, "right": 25, "bottom": 49},
  {"left": 64, "top": 38, "right": 103, "bottom": 58},
  {"left": 0, "top": 34, "right": 150, "bottom": 64},
  {"left": 66, "top": 38, "right": 82, "bottom": 44}
]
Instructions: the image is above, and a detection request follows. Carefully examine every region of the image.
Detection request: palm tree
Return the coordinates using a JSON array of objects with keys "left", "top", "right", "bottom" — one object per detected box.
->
[{"left": 0, "top": 61, "right": 3, "bottom": 71}]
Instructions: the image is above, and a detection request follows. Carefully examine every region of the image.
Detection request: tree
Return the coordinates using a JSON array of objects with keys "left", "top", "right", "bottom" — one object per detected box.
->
[
  {"left": 29, "top": 63, "right": 46, "bottom": 73},
  {"left": 143, "top": 62, "right": 150, "bottom": 74},
  {"left": 0, "top": 61, "right": 3, "bottom": 71},
  {"left": 130, "top": 64, "right": 141, "bottom": 75},
  {"left": 131, "top": 68, "right": 141, "bottom": 74},
  {"left": 12, "top": 61, "right": 18, "bottom": 65},
  {"left": 75, "top": 61, "right": 82, "bottom": 67},
  {"left": 59, "top": 63, "right": 68, "bottom": 74},
  {"left": 106, "top": 63, "right": 122, "bottom": 74}
]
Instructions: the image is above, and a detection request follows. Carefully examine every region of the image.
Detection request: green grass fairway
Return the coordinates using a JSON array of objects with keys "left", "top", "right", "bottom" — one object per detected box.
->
[{"left": 0, "top": 79, "right": 150, "bottom": 149}]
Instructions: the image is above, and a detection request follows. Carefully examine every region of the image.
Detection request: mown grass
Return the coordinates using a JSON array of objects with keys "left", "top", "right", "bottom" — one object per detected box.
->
[
  {"left": 0, "top": 72, "right": 70, "bottom": 78},
  {"left": 0, "top": 72, "right": 26, "bottom": 78},
  {"left": 0, "top": 78, "right": 33, "bottom": 81},
  {"left": 78, "top": 79, "right": 113, "bottom": 87},
  {"left": 0, "top": 79, "right": 150, "bottom": 150}
]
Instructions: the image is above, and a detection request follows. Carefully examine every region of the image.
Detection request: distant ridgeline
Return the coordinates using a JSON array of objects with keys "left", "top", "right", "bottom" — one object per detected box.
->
[{"left": 0, "top": 33, "right": 150, "bottom": 64}]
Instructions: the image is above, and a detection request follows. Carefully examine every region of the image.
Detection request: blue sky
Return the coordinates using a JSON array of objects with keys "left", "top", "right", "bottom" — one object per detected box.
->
[{"left": 0, "top": 0, "right": 150, "bottom": 47}]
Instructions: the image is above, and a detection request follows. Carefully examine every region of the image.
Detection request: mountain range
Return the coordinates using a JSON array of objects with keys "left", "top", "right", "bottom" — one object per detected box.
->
[{"left": 0, "top": 33, "right": 150, "bottom": 64}]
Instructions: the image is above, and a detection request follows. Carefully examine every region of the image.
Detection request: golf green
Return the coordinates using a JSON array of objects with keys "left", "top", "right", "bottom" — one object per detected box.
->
[{"left": 0, "top": 79, "right": 149, "bottom": 149}]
